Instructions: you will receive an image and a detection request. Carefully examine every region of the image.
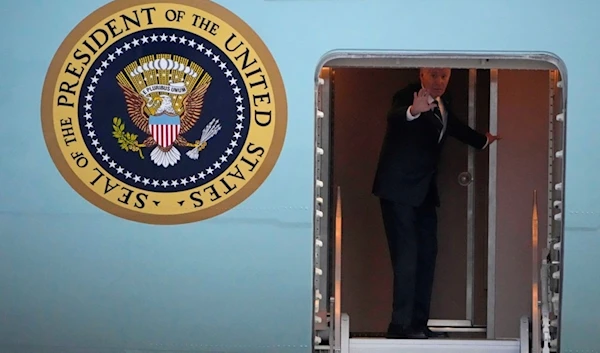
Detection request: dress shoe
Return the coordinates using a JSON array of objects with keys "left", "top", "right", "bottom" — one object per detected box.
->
[
  {"left": 420, "top": 327, "right": 449, "bottom": 338},
  {"left": 386, "top": 324, "right": 428, "bottom": 339}
]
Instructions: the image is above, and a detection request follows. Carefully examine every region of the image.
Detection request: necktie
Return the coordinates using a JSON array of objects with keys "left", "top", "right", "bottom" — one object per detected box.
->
[{"left": 431, "top": 100, "right": 443, "bottom": 133}]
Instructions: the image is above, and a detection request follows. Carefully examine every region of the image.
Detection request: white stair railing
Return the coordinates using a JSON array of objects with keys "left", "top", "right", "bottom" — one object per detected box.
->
[{"left": 540, "top": 257, "right": 551, "bottom": 353}]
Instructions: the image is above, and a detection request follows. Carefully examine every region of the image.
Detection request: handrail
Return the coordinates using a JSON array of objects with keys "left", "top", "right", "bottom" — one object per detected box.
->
[
  {"left": 330, "top": 186, "right": 342, "bottom": 353},
  {"left": 532, "top": 190, "right": 540, "bottom": 353},
  {"left": 533, "top": 190, "right": 558, "bottom": 353},
  {"left": 520, "top": 315, "right": 531, "bottom": 353},
  {"left": 540, "top": 257, "right": 551, "bottom": 353}
]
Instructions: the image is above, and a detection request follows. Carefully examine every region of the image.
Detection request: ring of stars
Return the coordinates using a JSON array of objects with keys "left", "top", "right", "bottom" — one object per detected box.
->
[{"left": 81, "top": 32, "right": 248, "bottom": 190}]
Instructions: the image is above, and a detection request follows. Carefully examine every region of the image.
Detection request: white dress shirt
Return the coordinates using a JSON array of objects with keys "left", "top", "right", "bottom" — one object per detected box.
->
[{"left": 406, "top": 96, "right": 446, "bottom": 143}]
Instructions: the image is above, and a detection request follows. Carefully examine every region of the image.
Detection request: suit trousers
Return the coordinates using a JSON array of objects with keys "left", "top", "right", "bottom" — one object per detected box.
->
[{"left": 379, "top": 194, "right": 438, "bottom": 329}]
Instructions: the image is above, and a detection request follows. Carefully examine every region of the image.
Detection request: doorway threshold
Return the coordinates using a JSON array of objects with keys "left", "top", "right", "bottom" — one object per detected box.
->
[{"left": 348, "top": 337, "right": 520, "bottom": 353}]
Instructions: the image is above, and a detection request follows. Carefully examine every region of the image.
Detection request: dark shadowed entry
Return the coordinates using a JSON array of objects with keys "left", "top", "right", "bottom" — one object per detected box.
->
[{"left": 330, "top": 68, "right": 490, "bottom": 333}]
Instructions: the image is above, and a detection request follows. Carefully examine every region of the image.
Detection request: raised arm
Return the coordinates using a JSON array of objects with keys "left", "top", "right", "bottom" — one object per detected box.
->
[{"left": 387, "top": 86, "right": 436, "bottom": 127}]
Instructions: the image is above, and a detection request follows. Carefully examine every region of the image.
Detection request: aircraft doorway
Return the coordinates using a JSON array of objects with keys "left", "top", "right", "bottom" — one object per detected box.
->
[
  {"left": 330, "top": 67, "right": 490, "bottom": 335},
  {"left": 312, "top": 54, "right": 566, "bottom": 349}
]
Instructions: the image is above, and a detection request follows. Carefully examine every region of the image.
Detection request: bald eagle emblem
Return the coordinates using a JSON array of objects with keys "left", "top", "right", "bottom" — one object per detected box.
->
[{"left": 112, "top": 55, "right": 222, "bottom": 168}]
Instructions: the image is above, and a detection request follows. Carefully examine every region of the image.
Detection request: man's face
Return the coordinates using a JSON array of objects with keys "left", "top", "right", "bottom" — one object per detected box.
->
[{"left": 420, "top": 68, "right": 451, "bottom": 98}]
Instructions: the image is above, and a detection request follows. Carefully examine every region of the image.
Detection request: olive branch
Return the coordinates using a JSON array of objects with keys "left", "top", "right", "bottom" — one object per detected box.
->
[{"left": 112, "top": 117, "right": 145, "bottom": 159}]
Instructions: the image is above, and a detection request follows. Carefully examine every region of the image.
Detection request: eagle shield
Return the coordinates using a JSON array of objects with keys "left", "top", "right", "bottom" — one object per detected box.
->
[
  {"left": 149, "top": 114, "right": 181, "bottom": 148},
  {"left": 115, "top": 55, "right": 219, "bottom": 168}
]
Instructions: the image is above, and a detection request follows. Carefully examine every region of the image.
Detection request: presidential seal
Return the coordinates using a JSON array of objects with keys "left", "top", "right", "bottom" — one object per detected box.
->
[{"left": 41, "top": 0, "right": 287, "bottom": 224}]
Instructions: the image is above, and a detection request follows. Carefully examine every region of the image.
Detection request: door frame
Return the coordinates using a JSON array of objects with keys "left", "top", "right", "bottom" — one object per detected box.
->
[
  {"left": 312, "top": 50, "right": 567, "bottom": 341},
  {"left": 466, "top": 68, "right": 478, "bottom": 327}
]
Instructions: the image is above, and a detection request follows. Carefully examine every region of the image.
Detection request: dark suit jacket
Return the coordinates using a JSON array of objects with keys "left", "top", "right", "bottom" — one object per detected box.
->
[{"left": 372, "top": 83, "right": 488, "bottom": 207}]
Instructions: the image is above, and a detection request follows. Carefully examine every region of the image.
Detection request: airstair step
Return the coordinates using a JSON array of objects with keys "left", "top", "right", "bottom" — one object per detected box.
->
[{"left": 349, "top": 338, "right": 520, "bottom": 353}]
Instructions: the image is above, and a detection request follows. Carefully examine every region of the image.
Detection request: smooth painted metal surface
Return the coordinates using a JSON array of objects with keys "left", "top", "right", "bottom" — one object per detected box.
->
[{"left": 488, "top": 69, "right": 499, "bottom": 339}]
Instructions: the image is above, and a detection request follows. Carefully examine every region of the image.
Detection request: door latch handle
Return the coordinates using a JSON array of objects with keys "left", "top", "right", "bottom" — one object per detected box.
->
[{"left": 458, "top": 172, "right": 473, "bottom": 186}]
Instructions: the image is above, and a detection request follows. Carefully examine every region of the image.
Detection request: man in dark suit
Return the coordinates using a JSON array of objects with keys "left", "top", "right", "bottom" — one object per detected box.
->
[{"left": 372, "top": 68, "right": 499, "bottom": 339}]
